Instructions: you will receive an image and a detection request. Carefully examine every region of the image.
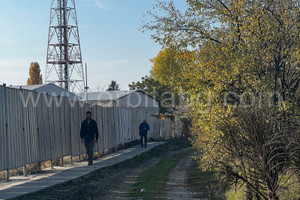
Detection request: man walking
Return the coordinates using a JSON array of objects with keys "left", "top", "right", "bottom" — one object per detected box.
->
[
  {"left": 139, "top": 120, "right": 150, "bottom": 148},
  {"left": 80, "top": 111, "right": 99, "bottom": 166}
]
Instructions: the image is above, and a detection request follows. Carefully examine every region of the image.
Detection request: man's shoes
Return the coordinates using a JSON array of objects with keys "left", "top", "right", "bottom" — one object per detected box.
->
[
  {"left": 144, "top": 146, "right": 147, "bottom": 148},
  {"left": 88, "top": 161, "right": 93, "bottom": 166},
  {"left": 141, "top": 145, "right": 143, "bottom": 147}
]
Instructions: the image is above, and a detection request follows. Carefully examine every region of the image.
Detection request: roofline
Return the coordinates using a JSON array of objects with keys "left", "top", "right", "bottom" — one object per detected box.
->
[
  {"left": 9, "top": 84, "right": 43, "bottom": 90},
  {"left": 118, "top": 90, "right": 159, "bottom": 102},
  {"left": 80, "top": 90, "right": 159, "bottom": 102},
  {"left": 8, "top": 83, "right": 79, "bottom": 97}
]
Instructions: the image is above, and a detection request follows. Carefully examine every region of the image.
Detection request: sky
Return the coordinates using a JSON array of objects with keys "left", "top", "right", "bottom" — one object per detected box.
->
[{"left": 0, "top": 0, "right": 187, "bottom": 91}]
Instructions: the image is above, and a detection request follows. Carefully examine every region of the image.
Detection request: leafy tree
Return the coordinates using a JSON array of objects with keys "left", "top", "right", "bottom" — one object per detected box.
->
[
  {"left": 143, "top": 0, "right": 300, "bottom": 103},
  {"left": 151, "top": 48, "right": 198, "bottom": 93},
  {"left": 129, "top": 75, "right": 165, "bottom": 94},
  {"left": 27, "top": 62, "right": 42, "bottom": 85},
  {"left": 151, "top": 48, "right": 180, "bottom": 88},
  {"left": 143, "top": 0, "right": 300, "bottom": 198},
  {"left": 129, "top": 75, "right": 176, "bottom": 113},
  {"left": 107, "top": 80, "right": 120, "bottom": 91}
]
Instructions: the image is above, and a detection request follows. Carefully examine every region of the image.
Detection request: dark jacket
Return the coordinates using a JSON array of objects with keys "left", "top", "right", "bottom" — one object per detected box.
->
[
  {"left": 139, "top": 122, "right": 150, "bottom": 135},
  {"left": 80, "top": 119, "right": 99, "bottom": 142}
]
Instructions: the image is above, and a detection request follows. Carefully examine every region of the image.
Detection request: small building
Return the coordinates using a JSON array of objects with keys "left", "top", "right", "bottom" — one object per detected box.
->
[
  {"left": 9, "top": 83, "right": 80, "bottom": 101},
  {"left": 79, "top": 90, "right": 159, "bottom": 114}
]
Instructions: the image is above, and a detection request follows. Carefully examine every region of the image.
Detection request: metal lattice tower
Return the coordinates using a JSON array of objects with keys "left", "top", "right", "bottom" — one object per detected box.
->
[{"left": 46, "top": 0, "right": 85, "bottom": 92}]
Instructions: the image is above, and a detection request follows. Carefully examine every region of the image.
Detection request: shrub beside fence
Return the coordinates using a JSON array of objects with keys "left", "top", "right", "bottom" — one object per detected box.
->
[{"left": 0, "top": 85, "right": 173, "bottom": 173}]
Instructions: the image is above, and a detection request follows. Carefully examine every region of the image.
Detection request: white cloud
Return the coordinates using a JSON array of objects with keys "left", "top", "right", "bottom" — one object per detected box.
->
[{"left": 94, "top": 0, "right": 108, "bottom": 10}]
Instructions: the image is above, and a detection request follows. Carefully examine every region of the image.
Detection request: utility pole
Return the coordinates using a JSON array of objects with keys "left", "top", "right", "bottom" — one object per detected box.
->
[{"left": 84, "top": 63, "right": 89, "bottom": 103}]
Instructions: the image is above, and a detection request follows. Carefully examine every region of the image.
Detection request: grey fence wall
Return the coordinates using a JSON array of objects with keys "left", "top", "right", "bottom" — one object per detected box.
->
[{"left": 0, "top": 86, "right": 173, "bottom": 171}]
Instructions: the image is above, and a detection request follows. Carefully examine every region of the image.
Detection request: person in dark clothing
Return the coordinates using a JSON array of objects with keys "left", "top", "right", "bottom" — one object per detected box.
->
[
  {"left": 139, "top": 120, "right": 150, "bottom": 148},
  {"left": 80, "top": 111, "right": 99, "bottom": 166}
]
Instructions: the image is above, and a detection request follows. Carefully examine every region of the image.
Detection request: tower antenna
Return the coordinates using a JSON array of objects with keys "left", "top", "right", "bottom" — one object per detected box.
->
[{"left": 45, "top": 0, "right": 85, "bottom": 92}]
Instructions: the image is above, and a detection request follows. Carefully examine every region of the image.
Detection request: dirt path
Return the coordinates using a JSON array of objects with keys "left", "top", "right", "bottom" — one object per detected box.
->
[
  {"left": 165, "top": 152, "right": 199, "bottom": 200},
  {"left": 97, "top": 148, "right": 192, "bottom": 200},
  {"left": 99, "top": 157, "right": 161, "bottom": 200}
]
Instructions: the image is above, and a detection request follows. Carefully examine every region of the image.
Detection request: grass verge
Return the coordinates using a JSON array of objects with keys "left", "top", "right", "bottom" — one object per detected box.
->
[
  {"left": 187, "top": 160, "right": 226, "bottom": 200},
  {"left": 129, "top": 148, "right": 194, "bottom": 200},
  {"left": 186, "top": 159, "right": 299, "bottom": 200},
  {"left": 225, "top": 173, "right": 300, "bottom": 200}
]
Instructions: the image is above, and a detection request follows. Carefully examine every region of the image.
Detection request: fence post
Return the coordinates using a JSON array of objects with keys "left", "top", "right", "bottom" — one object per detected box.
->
[
  {"left": 20, "top": 89, "right": 28, "bottom": 177},
  {"left": 3, "top": 84, "right": 10, "bottom": 182},
  {"left": 5, "top": 119, "right": 9, "bottom": 181},
  {"left": 23, "top": 127, "right": 27, "bottom": 177},
  {"left": 36, "top": 92, "right": 42, "bottom": 173},
  {"left": 59, "top": 101, "right": 64, "bottom": 167},
  {"left": 23, "top": 166, "right": 27, "bottom": 177},
  {"left": 51, "top": 160, "right": 54, "bottom": 169},
  {"left": 69, "top": 100, "right": 73, "bottom": 165},
  {"left": 46, "top": 93, "right": 54, "bottom": 170},
  {"left": 38, "top": 161, "right": 41, "bottom": 172},
  {"left": 5, "top": 122, "right": 9, "bottom": 181},
  {"left": 78, "top": 102, "right": 81, "bottom": 162},
  {"left": 6, "top": 170, "right": 9, "bottom": 182}
]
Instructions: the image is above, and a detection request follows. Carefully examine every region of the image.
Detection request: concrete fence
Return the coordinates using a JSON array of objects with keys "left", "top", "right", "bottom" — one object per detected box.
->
[{"left": 0, "top": 85, "right": 173, "bottom": 173}]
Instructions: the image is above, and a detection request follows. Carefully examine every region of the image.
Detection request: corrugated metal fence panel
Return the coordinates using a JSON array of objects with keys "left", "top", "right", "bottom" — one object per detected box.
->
[
  {"left": 165, "top": 119, "right": 173, "bottom": 138},
  {"left": 91, "top": 105, "right": 99, "bottom": 153},
  {"left": 35, "top": 93, "right": 46, "bottom": 162},
  {"left": 98, "top": 106, "right": 105, "bottom": 152},
  {"left": 0, "top": 87, "right": 176, "bottom": 171},
  {"left": 114, "top": 107, "right": 120, "bottom": 148},
  {"left": 174, "top": 120, "right": 181, "bottom": 138},
  {"left": 24, "top": 90, "right": 39, "bottom": 164},
  {"left": 122, "top": 108, "right": 127, "bottom": 144},
  {"left": 51, "top": 97, "right": 64, "bottom": 159},
  {"left": 95, "top": 105, "right": 102, "bottom": 152},
  {"left": 60, "top": 98, "right": 70, "bottom": 158},
  {"left": 117, "top": 108, "right": 123, "bottom": 145},
  {"left": 0, "top": 86, "right": 7, "bottom": 171},
  {"left": 110, "top": 107, "right": 116, "bottom": 149},
  {"left": 47, "top": 98, "right": 59, "bottom": 160},
  {"left": 70, "top": 101, "right": 80, "bottom": 156},
  {"left": 6, "top": 88, "right": 27, "bottom": 169},
  {"left": 134, "top": 109, "right": 141, "bottom": 141},
  {"left": 79, "top": 102, "right": 88, "bottom": 155},
  {"left": 103, "top": 107, "right": 109, "bottom": 150},
  {"left": 108, "top": 107, "right": 114, "bottom": 149}
]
